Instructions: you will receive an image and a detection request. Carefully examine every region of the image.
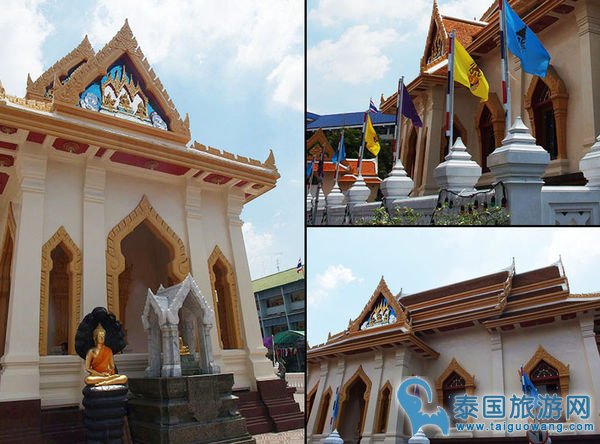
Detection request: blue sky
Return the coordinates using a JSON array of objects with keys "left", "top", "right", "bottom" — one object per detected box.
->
[
  {"left": 308, "top": 0, "right": 494, "bottom": 114},
  {"left": 0, "top": 0, "right": 303, "bottom": 279},
  {"left": 307, "top": 228, "right": 600, "bottom": 346}
]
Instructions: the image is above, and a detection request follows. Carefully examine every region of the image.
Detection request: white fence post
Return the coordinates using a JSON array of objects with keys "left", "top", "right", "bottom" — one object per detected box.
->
[{"left": 488, "top": 117, "right": 550, "bottom": 225}]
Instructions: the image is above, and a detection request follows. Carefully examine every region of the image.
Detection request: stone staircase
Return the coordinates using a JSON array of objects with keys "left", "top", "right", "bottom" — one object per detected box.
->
[{"left": 237, "top": 390, "right": 274, "bottom": 435}]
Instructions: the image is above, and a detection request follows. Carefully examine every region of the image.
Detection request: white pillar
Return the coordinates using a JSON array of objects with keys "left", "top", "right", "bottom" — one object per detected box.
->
[
  {"left": 0, "top": 147, "right": 47, "bottom": 401},
  {"left": 82, "top": 161, "right": 107, "bottom": 315},
  {"left": 227, "top": 191, "right": 273, "bottom": 385},
  {"left": 487, "top": 117, "right": 550, "bottom": 225},
  {"left": 160, "top": 324, "right": 181, "bottom": 377},
  {"left": 386, "top": 348, "right": 414, "bottom": 443},
  {"left": 183, "top": 184, "right": 223, "bottom": 368},
  {"left": 490, "top": 331, "right": 506, "bottom": 437},
  {"left": 579, "top": 315, "right": 600, "bottom": 418},
  {"left": 361, "top": 351, "right": 384, "bottom": 444}
]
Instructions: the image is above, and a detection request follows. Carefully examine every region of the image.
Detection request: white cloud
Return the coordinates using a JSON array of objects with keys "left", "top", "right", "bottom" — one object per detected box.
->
[
  {"left": 242, "top": 222, "right": 274, "bottom": 278},
  {"left": 87, "top": 0, "right": 302, "bottom": 110},
  {"left": 309, "top": 25, "right": 401, "bottom": 85},
  {"left": 309, "top": 264, "right": 360, "bottom": 306},
  {"left": 0, "top": 0, "right": 53, "bottom": 96},
  {"left": 268, "top": 55, "right": 303, "bottom": 111},
  {"left": 309, "top": 0, "right": 430, "bottom": 27},
  {"left": 440, "top": 0, "right": 495, "bottom": 22}
]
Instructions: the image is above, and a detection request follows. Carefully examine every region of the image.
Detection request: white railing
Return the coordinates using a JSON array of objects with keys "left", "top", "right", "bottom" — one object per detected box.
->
[
  {"left": 308, "top": 121, "right": 600, "bottom": 226},
  {"left": 286, "top": 372, "right": 305, "bottom": 394}
]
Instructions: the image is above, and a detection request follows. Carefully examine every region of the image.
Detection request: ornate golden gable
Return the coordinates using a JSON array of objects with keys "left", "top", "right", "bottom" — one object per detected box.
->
[
  {"left": 348, "top": 276, "right": 410, "bottom": 333},
  {"left": 52, "top": 20, "right": 191, "bottom": 141},
  {"left": 307, "top": 128, "right": 335, "bottom": 161},
  {"left": 421, "top": 0, "right": 448, "bottom": 72},
  {"left": 26, "top": 36, "right": 95, "bottom": 102}
]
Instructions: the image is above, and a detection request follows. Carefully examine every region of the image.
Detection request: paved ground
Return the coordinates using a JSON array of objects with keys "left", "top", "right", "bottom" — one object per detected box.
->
[{"left": 254, "top": 428, "right": 305, "bottom": 443}]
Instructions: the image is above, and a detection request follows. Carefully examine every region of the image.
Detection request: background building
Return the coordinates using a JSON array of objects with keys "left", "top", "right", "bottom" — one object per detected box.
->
[{"left": 253, "top": 267, "right": 305, "bottom": 372}]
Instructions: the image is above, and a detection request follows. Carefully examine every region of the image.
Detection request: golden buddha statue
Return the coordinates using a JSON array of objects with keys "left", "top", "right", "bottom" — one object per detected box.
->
[
  {"left": 84, "top": 324, "right": 128, "bottom": 386},
  {"left": 179, "top": 336, "right": 191, "bottom": 356}
]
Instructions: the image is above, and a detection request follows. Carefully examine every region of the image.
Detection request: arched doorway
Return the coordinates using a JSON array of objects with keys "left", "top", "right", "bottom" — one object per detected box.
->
[
  {"left": 337, "top": 366, "right": 372, "bottom": 444},
  {"left": 119, "top": 222, "right": 172, "bottom": 352},
  {"left": 105, "top": 195, "right": 190, "bottom": 328}
]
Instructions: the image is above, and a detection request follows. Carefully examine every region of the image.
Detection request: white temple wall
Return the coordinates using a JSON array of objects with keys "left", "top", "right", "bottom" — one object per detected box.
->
[
  {"left": 103, "top": 170, "right": 187, "bottom": 244},
  {"left": 43, "top": 159, "right": 84, "bottom": 246}
]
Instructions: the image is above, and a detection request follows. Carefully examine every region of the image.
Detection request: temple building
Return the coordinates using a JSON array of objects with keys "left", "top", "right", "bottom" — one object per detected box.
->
[
  {"left": 373, "top": 0, "right": 600, "bottom": 196},
  {"left": 307, "top": 128, "right": 381, "bottom": 201},
  {"left": 306, "top": 260, "right": 600, "bottom": 443},
  {"left": 0, "top": 21, "right": 302, "bottom": 441}
]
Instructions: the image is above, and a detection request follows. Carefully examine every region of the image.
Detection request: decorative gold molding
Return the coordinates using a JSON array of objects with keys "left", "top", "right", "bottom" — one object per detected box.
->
[
  {"left": 373, "top": 380, "right": 393, "bottom": 434},
  {"left": 335, "top": 365, "right": 373, "bottom": 433},
  {"left": 207, "top": 245, "right": 244, "bottom": 350},
  {"left": 307, "top": 381, "right": 320, "bottom": 422},
  {"left": 349, "top": 276, "right": 410, "bottom": 333},
  {"left": 524, "top": 65, "right": 569, "bottom": 159},
  {"left": 314, "top": 386, "right": 333, "bottom": 435},
  {"left": 524, "top": 345, "right": 570, "bottom": 396},
  {"left": 52, "top": 20, "right": 191, "bottom": 140},
  {"left": 106, "top": 195, "right": 190, "bottom": 320},
  {"left": 435, "top": 357, "right": 476, "bottom": 403},
  {"left": 26, "top": 36, "right": 95, "bottom": 102},
  {"left": 39, "top": 226, "right": 82, "bottom": 356}
]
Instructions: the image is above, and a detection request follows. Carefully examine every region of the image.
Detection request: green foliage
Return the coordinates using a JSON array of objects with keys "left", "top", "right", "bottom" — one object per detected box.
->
[{"left": 363, "top": 204, "right": 510, "bottom": 226}]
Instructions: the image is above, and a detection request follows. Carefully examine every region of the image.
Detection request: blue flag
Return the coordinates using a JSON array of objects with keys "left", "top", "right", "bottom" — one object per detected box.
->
[
  {"left": 332, "top": 131, "right": 346, "bottom": 164},
  {"left": 520, "top": 366, "right": 539, "bottom": 401},
  {"left": 504, "top": 0, "right": 550, "bottom": 78},
  {"left": 306, "top": 159, "right": 314, "bottom": 179}
]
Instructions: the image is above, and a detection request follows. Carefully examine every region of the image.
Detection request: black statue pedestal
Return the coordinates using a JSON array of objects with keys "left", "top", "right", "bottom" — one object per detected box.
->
[
  {"left": 127, "top": 373, "right": 254, "bottom": 444},
  {"left": 82, "top": 384, "right": 128, "bottom": 444}
]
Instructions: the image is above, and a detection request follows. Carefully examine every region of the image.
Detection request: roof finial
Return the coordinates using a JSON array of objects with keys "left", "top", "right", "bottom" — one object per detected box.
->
[
  {"left": 264, "top": 149, "right": 277, "bottom": 170},
  {"left": 27, "top": 73, "right": 33, "bottom": 87}
]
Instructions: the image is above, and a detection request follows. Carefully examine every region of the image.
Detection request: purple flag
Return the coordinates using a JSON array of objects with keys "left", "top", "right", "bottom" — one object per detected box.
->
[{"left": 402, "top": 86, "right": 423, "bottom": 128}]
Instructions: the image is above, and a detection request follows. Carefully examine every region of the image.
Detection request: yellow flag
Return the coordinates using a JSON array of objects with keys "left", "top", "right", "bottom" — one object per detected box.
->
[
  {"left": 454, "top": 38, "right": 489, "bottom": 102},
  {"left": 365, "top": 114, "right": 381, "bottom": 156}
]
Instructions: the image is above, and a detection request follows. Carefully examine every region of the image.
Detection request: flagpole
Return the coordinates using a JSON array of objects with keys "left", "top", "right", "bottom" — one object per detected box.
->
[
  {"left": 334, "top": 129, "right": 344, "bottom": 186},
  {"left": 394, "top": 77, "right": 405, "bottom": 166},
  {"left": 357, "top": 110, "right": 368, "bottom": 177},
  {"left": 499, "top": 0, "right": 512, "bottom": 131},
  {"left": 311, "top": 149, "right": 325, "bottom": 224},
  {"left": 446, "top": 31, "right": 456, "bottom": 148}
]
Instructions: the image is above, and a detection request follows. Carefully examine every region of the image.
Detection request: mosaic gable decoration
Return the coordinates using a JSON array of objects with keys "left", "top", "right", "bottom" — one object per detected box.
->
[
  {"left": 49, "top": 20, "right": 191, "bottom": 141},
  {"left": 348, "top": 276, "right": 410, "bottom": 333},
  {"left": 360, "top": 296, "right": 397, "bottom": 330},
  {"left": 79, "top": 62, "right": 168, "bottom": 130}
]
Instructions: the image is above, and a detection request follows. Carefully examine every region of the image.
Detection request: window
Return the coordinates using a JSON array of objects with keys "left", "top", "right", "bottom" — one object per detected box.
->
[
  {"left": 479, "top": 106, "right": 496, "bottom": 172},
  {"left": 532, "top": 81, "right": 558, "bottom": 160},
  {"left": 530, "top": 361, "right": 561, "bottom": 396},
  {"left": 292, "top": 321, "right": 305, "bottom": 331},
  {"left": 443, "top": 372, "right": 467, "bottom": 425},
  {"left": 267, "top": 296, "right": 284, "bottom": 308},
  {"left": 272, "top": 324, "right": 286, "bottom": 335},
  {"left": 291, "top": 292, "right": 304, "bottom": 303},
  {"left": 374, "top": 383, "right": 392, "bottom": 433},
  {"left": 315, "top": 389, "right": 332, "bottom": 434}
]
